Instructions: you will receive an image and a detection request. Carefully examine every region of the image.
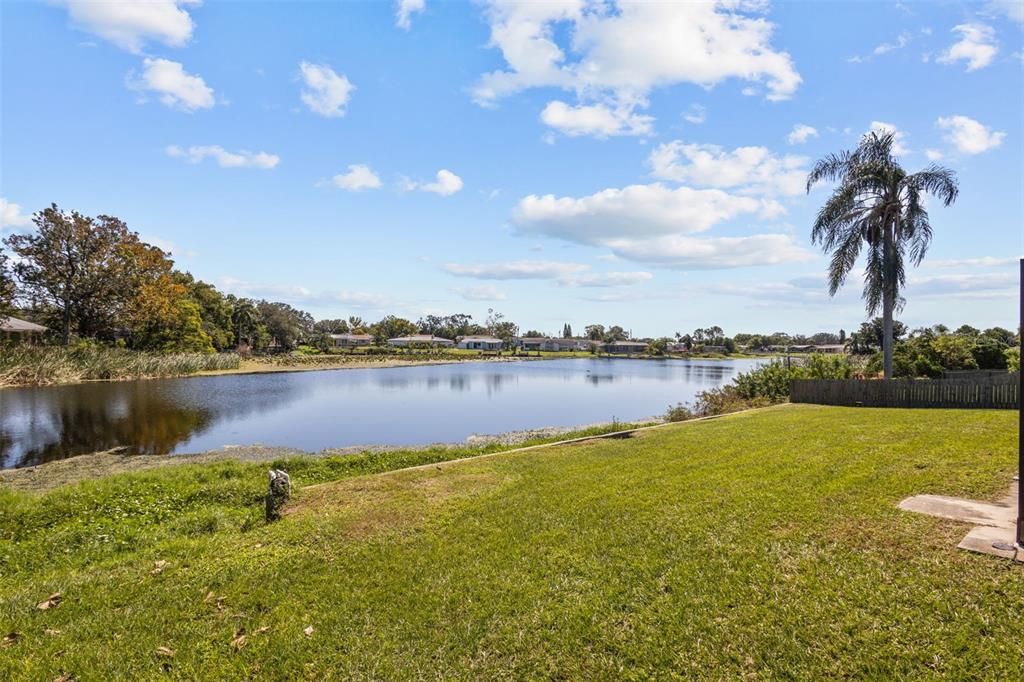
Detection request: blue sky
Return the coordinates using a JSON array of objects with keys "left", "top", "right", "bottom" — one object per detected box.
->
[{"left": 1, "top": 0, "right": 1021, "bottom": 337}]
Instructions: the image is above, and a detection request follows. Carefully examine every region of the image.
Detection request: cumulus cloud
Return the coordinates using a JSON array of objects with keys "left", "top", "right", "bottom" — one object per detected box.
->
[
  {"left": 299, "top": 62, "right": 354, "bottom": 118},
  {"left": 786, "top": 124, "right": 818, "bottom": 145},
  {"left": 166, "top": 145, "right": 280, "bottom": 169},
  {"left": 648, "top": 141, "right": 808, "bottom": 197},
  {"left": 1, "top": 198, "right": 33, "bottom": 231},
  {"left": 451, "top": 284, "right": 507, "bottom": 301},
  {"left": 128, "top": 58, "right": 214, "bottom": 112},
  {"left": 540, "top": 100, "right": 653, "bottom": 137},
  {"left": 868, "top": 121, "right": 909, "bottom": 155},
  {"left": 329, "top": 164, "right": 382, "bottom": 191},
  {"left": 403, "top": 169, "right": 463, "bottom": 196},
  {"left": 472, "top": 1, "right": 800, "bottom": 137},
  {"left": 938, "top": 23, "right": 998, "bottom": 71},
  {"left": 395, "top": 0, "right": 425, "bottom": 30},
  {"left": 908, "top": 272, "right": 1018, "bottom": 299},
  {"left": 929, "top": 256, "right": 1017, "bottom": 268},
  {"left": 988, "top": 0, "right": 1024, "bottom": 23},
  {"left": 601, "top": 234, "right": 812, "bottom": 270},
  {"left": 58, "top": 0, "right": 198, "bottom": 53},
  {"left": 443, "top": 260, "right": 588, "bottom": 280},
  {"left": 936, "top": 115, "right": 1005, "bottom": 154},
  {"left": 925, "top": 148, "right": 944, "bottom": 161},
  {"left": 219, "top": 278, "right": 401, "bottom": 310}
]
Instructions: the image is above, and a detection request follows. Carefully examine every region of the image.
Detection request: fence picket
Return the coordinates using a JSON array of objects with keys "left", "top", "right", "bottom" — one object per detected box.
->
[{"left": 790, "top": 373, "right": 1019, "bottom": 409}]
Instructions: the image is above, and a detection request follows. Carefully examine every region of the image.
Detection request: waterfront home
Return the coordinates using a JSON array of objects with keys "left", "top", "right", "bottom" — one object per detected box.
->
[
  {"left": 601, "top": 340, "right": 649, "bottom": 355},
  {"left": 329, "top": 333, "right": 373, "bottom": 348},
  {"left": 702, "top": 345, "right": 728, "bottom": 354},
  {"left": 388, "top": 334, "right": 455, "bottom": 348},
  {"left": 771, "top": 344, "right": 848, "bottom": 354},
  {"left": 1, "top": 315, "right": 47, "bottom": 344},
  {"left": 456, "top": 335, "right": 504, "bottom": 351},
  {"left": 515, "top": 336, "right": 596, "bottom": 352},
  {"left": 668, "top": 342, "right": 690, "bottom": 353}
]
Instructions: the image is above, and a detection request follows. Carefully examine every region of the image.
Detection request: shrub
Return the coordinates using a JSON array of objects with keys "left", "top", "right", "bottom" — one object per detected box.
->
[{"left": 664, "top": 403, "right": 694, "bottom": 422}]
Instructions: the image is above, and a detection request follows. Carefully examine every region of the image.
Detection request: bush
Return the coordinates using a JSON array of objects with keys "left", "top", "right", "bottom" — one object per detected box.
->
[
  {"left": 664, "top": 403, "right": 694, "bottom": 422},
  {"left": 0, "top": 346, "right": 240, "bottom": 386}
]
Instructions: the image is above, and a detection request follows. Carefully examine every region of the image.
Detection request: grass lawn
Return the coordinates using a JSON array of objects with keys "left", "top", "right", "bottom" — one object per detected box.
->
[{"left": 1, "top": 405, "right": 1020, "bottom": 679}]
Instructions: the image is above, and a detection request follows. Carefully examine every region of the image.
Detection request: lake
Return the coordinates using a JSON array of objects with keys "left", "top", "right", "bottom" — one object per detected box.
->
[{"left": 0, "top": 357, "right": 764, "bottom": 468}]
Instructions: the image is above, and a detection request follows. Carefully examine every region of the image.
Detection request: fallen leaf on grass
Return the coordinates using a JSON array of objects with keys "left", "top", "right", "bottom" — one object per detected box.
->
[
  {"left": 303, "top": 626, "right": 314, "bottom": 637},
  {"left": 151, "top": 560, "right": 168, "bottom": 575},
  {"left": 52, "top": 674, "right": 73, "bottom": 682},
  {"left": 36, "top": 592, "right": 62, "bottom": 610},
  {"left": 2, "top": 632, "right": 20, "bottom": 648},
  {"left": 156, "top": 646, "right": 176, "bottom": 657},
  {"left": 45, "top": 629, "right": 62, "bottom": 636},
  {"left": 256, "top": 626, "right": 270, "bottom": 634},
  {"left": 230, "top": 629, "right": 247, "bottom": 650},
  {"left": 203, "top": 591, "right": 215, "bottom": 603}
]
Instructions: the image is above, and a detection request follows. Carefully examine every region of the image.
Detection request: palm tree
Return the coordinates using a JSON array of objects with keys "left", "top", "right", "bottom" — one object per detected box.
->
[
  {"left": 806, "top": 131, "right": 958, "bottom": 378},
  {"left": 231, "top": 299, "right": 259, "bottom": 348}
]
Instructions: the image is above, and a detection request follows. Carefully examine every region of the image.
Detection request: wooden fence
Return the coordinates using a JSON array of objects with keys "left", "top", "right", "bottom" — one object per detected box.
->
[{"left": 790, "top": 373, "right": 1019, "bottom": 409}]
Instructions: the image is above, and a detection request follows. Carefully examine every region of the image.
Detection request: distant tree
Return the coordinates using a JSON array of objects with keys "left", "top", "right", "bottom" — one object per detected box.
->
[
  {"left": 723, "top": 337, "right": 737, "bottom": 354},
  {"left": 0, "top": 250, "right": 15, "bottom": 317},
  {"left": 3, "top": 205, "right": 152, "bottom": 344},
  {"left": 807, "top": 131, "right": 958, "bottom": 378},
  {"left": 955, "top": 324, "right": 980, "bottom": 337},
  {"left": 971, "top": 335, "right": 1009, "bottom": 369},
  {"left": 585, "top": 324, "right": 605, "bottom": 341},
  {"left": 347, "top": 316, "right": 367, "bottom": 333},
  {"left": 604, "top": 325, "right": 627, "bottom": 342},
  {"left": 175, "top": 273, "right": 234, "bottom": 350},
  {"left": 981, "top": 326, "right": 1015, "bottom": 347},
  {"left": 231, "top": 299, "right": 262, "bottom": 348},
  {"left": 839, "top": 328, "right": 846, "bottom": 343},
  {"left": 257, "top": 301, "right": 313, "bottom": 349},
  {"left": 522, "top": 329, "right": 544, "bottom": 338},
  {"left": 563, "top": 323, "right": 573, "bottom": 338},
  {"left": 371, "top": 315, "right": 417, "bottom": 345},
  {"left": 314, "top": 318, "right": 350, "bottom": 335}
]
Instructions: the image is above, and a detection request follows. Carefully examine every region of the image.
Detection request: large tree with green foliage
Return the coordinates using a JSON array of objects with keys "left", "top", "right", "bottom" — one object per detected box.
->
[
  {"left": 0, "top": 249, "right": 15, "bottom": 317},
  {"left": 806, "top": 132, "right": 958, "bottom": 378}
]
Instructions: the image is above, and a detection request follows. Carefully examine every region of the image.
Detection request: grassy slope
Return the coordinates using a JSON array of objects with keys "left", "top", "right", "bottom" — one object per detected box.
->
[{"left": 1, "top": 405, "right": 1020, "bottom": 680}]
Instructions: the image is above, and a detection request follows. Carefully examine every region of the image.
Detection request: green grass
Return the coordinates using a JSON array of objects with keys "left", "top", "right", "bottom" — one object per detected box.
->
[{"left": 1, "top": 406, "right": 1020, "bottom": 679}]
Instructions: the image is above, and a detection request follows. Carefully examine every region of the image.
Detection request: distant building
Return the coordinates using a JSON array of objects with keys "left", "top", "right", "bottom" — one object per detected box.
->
[
  {"left": 601, "top": 340, "right": 649, "bottom": 355},
  {"left": 701, "top": 345, "right": 727, "bottom": 354},
  {"left": 515, "top": 337, "right": 596, "bottom": 352},
  {"left": 667, "top": 343, "right": 690, "bottom": 353},
  {"left": 329, "top": 333, "right": 373, "bottom": 348},
  {"left": 456, "top": 335, "right": 503, "bottom": 351},
  {"left": 0, "top": 315, "right": 47, "bottom": 344},
  {"left": 387, "top": 335, "right": 454, "bottom": 348}
]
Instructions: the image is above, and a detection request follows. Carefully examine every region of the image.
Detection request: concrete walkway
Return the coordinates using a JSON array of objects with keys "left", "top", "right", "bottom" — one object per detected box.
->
[{"left": 899, "top": 477, "right": 1021, "bottom": 563}]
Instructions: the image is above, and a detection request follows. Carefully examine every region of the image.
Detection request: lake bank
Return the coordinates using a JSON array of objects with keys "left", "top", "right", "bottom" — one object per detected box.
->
[{"left": 0, "top": 417, "right": 660, "bottom": 492}]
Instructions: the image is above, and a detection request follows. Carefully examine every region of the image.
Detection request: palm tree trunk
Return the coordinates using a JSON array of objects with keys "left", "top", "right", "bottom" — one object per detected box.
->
[{"left": 882, "top": 222, "right": 896, "bottom": 379}]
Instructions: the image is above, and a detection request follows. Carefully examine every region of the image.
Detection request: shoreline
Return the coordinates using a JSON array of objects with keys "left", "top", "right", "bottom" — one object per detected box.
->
[
  {"left": 1, "top": 352, "right": 773, "bottom": 389},
  {"left": 0, "top": 416, "right": 663, "bottom": 492}
]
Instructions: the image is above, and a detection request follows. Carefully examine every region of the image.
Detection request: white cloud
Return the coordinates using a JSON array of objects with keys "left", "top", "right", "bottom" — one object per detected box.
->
[
  {"left": 451, "top": 285, "right": 507, "bottom": 301},
  {"left": 559, "top": 271, "right": 653, "bottom": 287},
  {"left": 299, "top": 62, "right": 354, "bottom": 118},
  {"left": 219, "top": 278, "right": 401, "bottom": 309},
  {"left": 908, "top": 272, "right": 1018, "bottom": 299},
  {"left": 128, "top": 58, "right": 214, "bottom": 112},
  {"left": 603, "top": 233, "right": 812, "bottom": 270},
  {"left": 472, "top": 1, "right": 799, "bottom": 137},
  {"left": 938, "top": 23, "right": 998, "bottom": 71},
  {"left": 405, "top": 169, "right": 463, "bottom": 196},
  {"left": 443, "top": 260, "right": 587, "bottom": 280},
  {"left": 874, "top": 32, "right": 911, "bottom": 55},
  {"left": 516, "top": 184, "right": 782, "bottom": 243},
  {"left": 219, "top": 277, "right": 313, "bottom": 300},
  {"left": 683, "top": 104, "right": 707, "bottom": 124},
  {"left": 1, "top": 198, "right": 33, "bottom": 231},
  {"left": 166, "top": 145, "right": 280, "bottom": 169},
  {"left": 58, "top": 0, "right": 198, "bottom": 53},
  {"left": 329, "top": 164, "right": 382, "bottom": 191},
  {"left": 786, "top": 124, "right": 818, "bottom": 145},
  {"left": 396, "top": 0, "right": 425, "bottom": 30},
  {"left": 869, "top": 121, "right": 909, "bottom": 155},
  {"left": 929, "top": 256, "right": 1017, "bottom": 268},
  {"left": 648, "top": 141, "right": 808, "bottom": 197},
  {"left": 141, "top": 235, "right": 198, "bottom": 258},
  {"left": 988, "top": 0, "right": 1024, "bottom": 23},
  {"left": 925, "top": 148, "right": 944, "bottom": 161},
  {"left": 936, "top": 115, "right": 1005, "bottom": 154},
  {"left": 540, "top": 100, "right": 653, "bottom": 137}
]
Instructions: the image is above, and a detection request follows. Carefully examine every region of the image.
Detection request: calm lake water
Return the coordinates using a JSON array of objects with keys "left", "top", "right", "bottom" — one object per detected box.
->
[{"left": 0, "top": 358, "right": 764, "bottom": 469}]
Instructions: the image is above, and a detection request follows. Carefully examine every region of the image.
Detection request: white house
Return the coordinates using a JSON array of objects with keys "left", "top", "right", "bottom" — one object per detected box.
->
[
  {"left": 515, "top": 337, "right": 596, "bottom": 352},
  {"left": 328, "top": 333, "right": 373, "bottom": 348},
  {"left": 387, "top": 334, "right": 454, "bottom": 348},
  {"left": 456, "top": 335, "right": 504, "bottom": 351}
]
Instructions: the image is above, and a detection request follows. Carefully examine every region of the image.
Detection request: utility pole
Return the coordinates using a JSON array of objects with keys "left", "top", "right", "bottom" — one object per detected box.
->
[{"left": 1017, "top": 258, "right": 1022, "bottom": 548}]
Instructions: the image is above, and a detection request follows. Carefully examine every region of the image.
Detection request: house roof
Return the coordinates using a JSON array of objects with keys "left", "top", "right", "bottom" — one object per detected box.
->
[
  {"left": 603, "top": 340, "right": 647, "bottom": 346},
  {"left": 0, "top": 315, "right": 47, "bottom": 333},
  {"left": 459, "top": 336, "right": 503, "bottom": 343},
  {"left": 329, "top": 333, "right": 372, "bottom": 339},
  {"left": 389, "top": 335, "right": 452, "bottom": 342}
]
